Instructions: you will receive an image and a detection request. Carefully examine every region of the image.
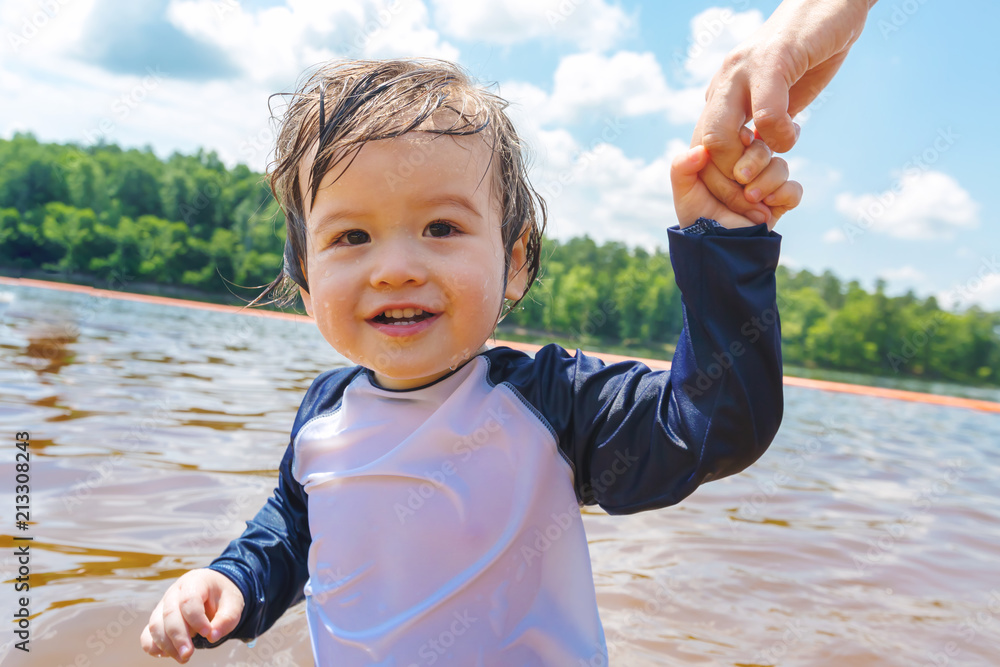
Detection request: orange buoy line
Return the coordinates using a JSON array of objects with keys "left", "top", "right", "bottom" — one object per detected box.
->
[{"left": 3, "top": 276, "right": 999, "bottom": 414}]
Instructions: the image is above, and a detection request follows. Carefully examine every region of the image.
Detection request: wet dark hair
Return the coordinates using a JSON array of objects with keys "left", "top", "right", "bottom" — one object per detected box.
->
[{"left": 251, "top": 58, "right": 546, "bottom": 321}]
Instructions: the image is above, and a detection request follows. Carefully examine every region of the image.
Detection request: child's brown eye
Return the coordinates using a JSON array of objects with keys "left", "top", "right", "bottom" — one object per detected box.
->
[
  {"left": 334, "top": 230, "right": 369, "bottom": 246},
  {"left": 427, "top": 221, "right": 456, "bottom": 237}
]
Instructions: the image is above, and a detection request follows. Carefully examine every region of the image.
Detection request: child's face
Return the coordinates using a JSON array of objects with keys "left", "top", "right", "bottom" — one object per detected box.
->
[{"left": 297, "top": 130, "right": 528, "bottom": 390}]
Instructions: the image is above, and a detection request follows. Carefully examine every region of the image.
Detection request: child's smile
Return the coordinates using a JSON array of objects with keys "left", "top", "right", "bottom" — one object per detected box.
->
[{"left": 297, "top": 129, "right": 528, "bottom": 390}]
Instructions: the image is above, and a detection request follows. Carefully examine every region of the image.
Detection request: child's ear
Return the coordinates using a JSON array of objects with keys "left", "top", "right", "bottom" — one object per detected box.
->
[
  {"left": 504, "top": 222, "right": 531, "bottom": 302},
  {"left": 299, "top": 287, "right": 313, "bottom": 318}
]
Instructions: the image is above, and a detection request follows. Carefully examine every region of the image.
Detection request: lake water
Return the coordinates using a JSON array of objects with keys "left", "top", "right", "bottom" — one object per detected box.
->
[{"left": 1, "top": 282, "right": 999, "bottom": 666}]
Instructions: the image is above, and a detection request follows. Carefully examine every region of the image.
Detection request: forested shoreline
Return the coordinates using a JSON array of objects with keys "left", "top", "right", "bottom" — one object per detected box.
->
[{"left": 2, "top": 133, "right": 998, "bottom": 386}]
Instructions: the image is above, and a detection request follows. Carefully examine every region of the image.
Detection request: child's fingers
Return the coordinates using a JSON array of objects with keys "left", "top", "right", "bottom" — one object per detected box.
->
[
  {"left": 733, "top": 138, "right": 772, "bottom": 184},
  {"left": 180, "top": 592, "right": 214, "bottom": 642},
  {"left": 743, "top": 157, "right": 789, "bottom": 204},
  {"left": 159, "top": 585, "right": 199, "bottom": 662},
  {"left": 140, "top": 617, "right": 166, "bottom": 657},
  {"left": 207, "top": 584, "right": 245, "bottom": 642},
  {"left": 670, "top": 145, "right": 710, "bottom": 196},
  {"left": 739, "top": 125, "right": 755, "bottom": 148},
  {"left": 143, "top": 598, "right": 184, "bottom": 661}
]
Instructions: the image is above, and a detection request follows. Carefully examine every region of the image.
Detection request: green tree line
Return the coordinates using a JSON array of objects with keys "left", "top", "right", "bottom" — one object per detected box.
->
[
  {"left": 0, "top": 133, "right": 284, "bottom": 293},
  {"left": 2, "top": 133, "right": 998, "bottom": 386}
]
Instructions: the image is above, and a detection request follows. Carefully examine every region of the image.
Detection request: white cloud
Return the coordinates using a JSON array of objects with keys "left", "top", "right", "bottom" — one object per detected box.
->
[
  {"left": 778, "top": 255, "right": 801, "bottom": 270},
  {"left": 166, "top": 0, "right": 458, "bottom": 88},
  {"left": 430, "top": 0, "right": 631, "bottom": 51},
  {"left": 0, "top": 0, "right": 462, "bottom": 170},
  {"left": 501, "top": 51, "right": 704, "bottom": 129},
  {"left": 822, "top": 228, "right": 846, "bottom": 244},
  {"left": 834, "top": 170, "right": 980, "bottom": 240},
  {"left": 936, "top": 268, "right": 1000, "bottom": 312},
  {"left": 495, "top": 7, "right": 763, "bottom": 132},
  {"left": 681, "top": 7, "right": 763, "bottom": 84},
  {"left": 523, "top": 134, "right": 686, "bottom": 251},
  {"left": 878, "top": 265, "right": 925, "bottom": 283}
]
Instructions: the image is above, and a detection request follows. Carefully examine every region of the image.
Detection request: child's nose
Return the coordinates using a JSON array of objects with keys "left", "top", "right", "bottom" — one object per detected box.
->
[{"left": 368, "top": 238, "right": 428, "bottom": 288}]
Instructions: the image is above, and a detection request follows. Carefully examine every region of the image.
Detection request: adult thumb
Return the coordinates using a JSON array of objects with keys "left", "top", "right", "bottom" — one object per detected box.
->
[{"left": 750, "top": 70, "right": 797, "bottom": 153}]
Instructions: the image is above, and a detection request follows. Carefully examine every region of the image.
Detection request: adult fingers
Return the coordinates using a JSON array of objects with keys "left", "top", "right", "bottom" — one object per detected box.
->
[
  {"left": 733, "top": 138, "right": 772, "bottom": 185},
  {"left": 743, "top": 156, "right": 789, "bottom": 204},
  {"left": 698, "top": 77, "right": 751, "bottom": 177},
  {"left": 747, "top": 67, "right": 798, "bottom": 154},
  {"left": 699, "top": 159, "right": 771, "bottom": 226}
]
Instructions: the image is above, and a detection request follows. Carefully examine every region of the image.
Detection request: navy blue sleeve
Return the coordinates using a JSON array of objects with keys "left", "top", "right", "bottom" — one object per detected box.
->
[
  {"left": 194, "top": 366, "right": 361, "bottom": 647},
  {"left": 492, "top": 222, "right": 782, "bottom": 515}
]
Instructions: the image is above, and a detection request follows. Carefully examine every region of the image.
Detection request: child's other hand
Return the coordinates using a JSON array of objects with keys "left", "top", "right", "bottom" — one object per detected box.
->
[
  {"left": 140, "top": 568, "right": 244, "bottom": 663},
  {"left": 672, "top": 130, "right": 802, "bottom": 232}
]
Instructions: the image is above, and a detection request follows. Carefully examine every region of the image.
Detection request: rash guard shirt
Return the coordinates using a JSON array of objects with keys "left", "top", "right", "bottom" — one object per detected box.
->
[{"left": 203, "top": 220, "right": 784, "bottom": 665}]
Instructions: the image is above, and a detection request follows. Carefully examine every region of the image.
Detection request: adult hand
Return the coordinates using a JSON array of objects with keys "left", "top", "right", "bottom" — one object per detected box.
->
[{"left": 693, "top": 0, "right": 876, "bottom": 222}]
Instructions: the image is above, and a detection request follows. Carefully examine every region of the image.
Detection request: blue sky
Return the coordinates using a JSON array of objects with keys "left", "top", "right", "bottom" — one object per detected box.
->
[{"left": 1, "top": 0, "right": 997, "bottom": 311}]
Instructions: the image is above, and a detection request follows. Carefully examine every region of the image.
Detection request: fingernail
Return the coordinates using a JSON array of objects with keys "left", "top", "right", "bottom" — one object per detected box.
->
[
  {"left": 740, "top": 167, "right": 752, "bottom": 182},
  {"left": 793, "top": 122, "right": 801, "bottom": 139},
  {"left": 748, "top": 188, "right": 762, "bottom": 203},
  {"left": 749, "top": 210, "right": 768, "bottom": 225}
]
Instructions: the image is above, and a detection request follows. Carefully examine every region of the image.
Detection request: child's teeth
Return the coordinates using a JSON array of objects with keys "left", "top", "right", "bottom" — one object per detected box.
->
[{"left": 380, "top": 308, "right": 429, "bottom": 322}]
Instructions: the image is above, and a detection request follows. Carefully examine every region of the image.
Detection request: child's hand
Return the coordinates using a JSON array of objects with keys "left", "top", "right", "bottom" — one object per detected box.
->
[
  {"left": 672, "top": 130, "right": 802, "bottom": 232},
  {"left": 140, "top": 568, "right": 244, "bottom": 663}
]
